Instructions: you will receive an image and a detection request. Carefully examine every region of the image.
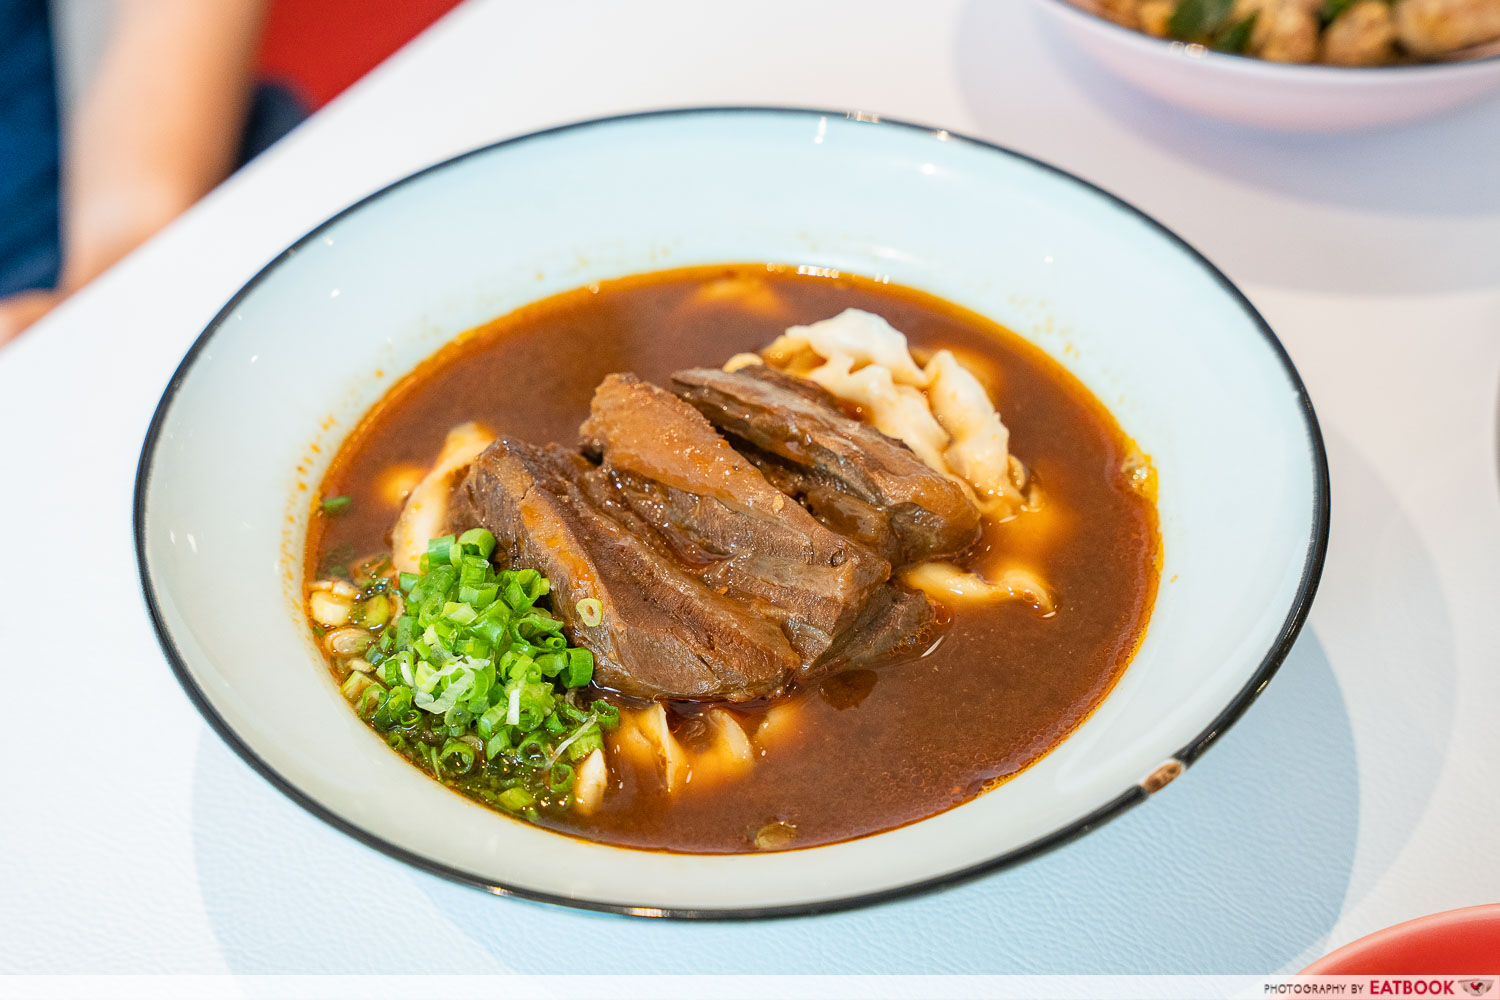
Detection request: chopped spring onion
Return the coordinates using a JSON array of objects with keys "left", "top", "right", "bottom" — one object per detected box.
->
[
  {"left": 575, "top": 597, "right": 604, "bottom": 628},
  {"left": 547, "top": 762, "right": 575, "bottom": 793},
  {"left": 457, "top": 527, "right": 497, "bottom": 560},
  {"left": 543, "top": 713, "right": 598, "bottom": 770},
  {"left": 359, "top": 593, "right": 392, "bottom": 627},
  {"left": 340, "top": 672, "right": 386, "bottom": 720},
  {"left": 498, "top": 787, "right": 535, "bottom": 812},
  {"left": 321, "top": 495, "right": 353, "bottom": 515},
  {"left": 438, "top": 739, "right": 477, "bottom": 775},
  {"left": 329, "top": 530, "right": 621, "bottom": 817},
  {"left": 340, "top": 672, "right": 372, "bottom": 699},
  {"left": 591, "top": 699, "right": 621, "bottom": 728},
  {"left": 564, "top": 647, "right": 594, "bottom": 688}
]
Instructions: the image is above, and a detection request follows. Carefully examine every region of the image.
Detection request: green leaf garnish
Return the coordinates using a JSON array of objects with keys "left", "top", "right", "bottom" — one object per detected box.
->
[
  {"left": 1213, "top": 12, "right": 1258, "bottom": 52},
  {"left": 1168, "top": 0, "right": 1236, "bottom": 41},
  {"left": 1321, "top": 0, "right": 1356, "bottom": 22}
]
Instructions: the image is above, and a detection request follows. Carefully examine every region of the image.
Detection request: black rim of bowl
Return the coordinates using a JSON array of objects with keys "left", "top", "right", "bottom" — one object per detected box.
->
[
  {"left": 133, "top": 105, "right": 1332, "bottom": 920},
  {"left": 1039, "top": 0, "right": 1500, "bottom": 73}
]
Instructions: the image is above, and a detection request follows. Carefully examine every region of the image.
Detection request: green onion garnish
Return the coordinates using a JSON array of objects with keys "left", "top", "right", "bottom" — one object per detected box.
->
[
  {"left": 563, "top": 647, "right": 594, "bottom": 688},
  {"left": 357, "top": 532, "right": 617, "bottom": 818},
  {"left": 321, "top": 495, "right": 353, "bottom": 515},
  {"left": 547, "top": 762, "right": 575, "bottom": 793},
  {"left": 575, "top": 597, "right": 603, "bottom": 628},
  {"left": 498, "top": 787, "right": 535, "bottom": 812},
  {"left": 438, "top": 739, "right": 477, "bottom": 776}
]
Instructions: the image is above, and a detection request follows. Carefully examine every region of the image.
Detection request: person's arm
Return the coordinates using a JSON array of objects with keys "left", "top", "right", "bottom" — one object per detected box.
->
[{"left": 0, "top": 0, "right": 265, "bottom": 342}]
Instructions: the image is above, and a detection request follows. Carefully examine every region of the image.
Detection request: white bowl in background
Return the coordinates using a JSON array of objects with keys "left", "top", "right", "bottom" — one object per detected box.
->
[
  {"left": 135, "top": 108, "right": 1328, "bottom": 917},
  {"left": 1032, "top": 0, "right": 1500, "bottom": 130}
]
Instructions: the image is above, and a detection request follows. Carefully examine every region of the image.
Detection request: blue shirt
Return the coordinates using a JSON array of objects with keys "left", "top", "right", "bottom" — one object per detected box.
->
[{"left": 0, "top": 0, "right": 61, "bottom": 298}]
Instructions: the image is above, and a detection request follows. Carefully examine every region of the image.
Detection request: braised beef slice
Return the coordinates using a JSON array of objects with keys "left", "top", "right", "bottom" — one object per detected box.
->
[
  {"left": 738, "top": 443, "right": 902, "bottom": 562},
  {"left": 814, "top": 584, "right": 935, "bottom": 673},
  {"left": 670, "top": 366, "right": 981, "bottom": 562},
  {"left": 450, "top": 371, "right": 949, "bottom": 703},
  {"left": 451, "top": 437, "right": 801, "bottom": 702},
  {"left": 579, "top": 373, "right": 890, "bottom": 664},
  {"left": 735, "top": 363, "right": 845, "bottom": 407}
]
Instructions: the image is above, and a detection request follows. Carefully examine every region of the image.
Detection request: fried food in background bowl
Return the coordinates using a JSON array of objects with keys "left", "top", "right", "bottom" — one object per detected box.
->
[{"left": 1035, "top": 0, "right": 1500, "bottom": 128}]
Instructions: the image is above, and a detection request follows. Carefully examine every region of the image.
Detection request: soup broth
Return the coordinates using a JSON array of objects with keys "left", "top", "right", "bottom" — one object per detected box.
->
[{"left": 308, "top": 264, "right": 1159, "bottom": 853}]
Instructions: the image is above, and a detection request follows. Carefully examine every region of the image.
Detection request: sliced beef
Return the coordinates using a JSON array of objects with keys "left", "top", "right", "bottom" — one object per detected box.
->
[
  {"left": 670, "top": 365, "right": 981, "bottom": 562},
  {"left": 814, "top": 584, "right": 936, "bottom": 673},
  {"left": 737, "top": 363, "right": 846, "bottom": 407},
  {"left": 741, "top": 444, "right": 902, "bottom": 562},
  {"left": 579, "top": 373, "right": 889, "bottom": 664},
  {"left": 449, "top": 371, "right": 953, "bottom": 704},
  {"left": 451, "top": 437, "right": 801, "bottom": 702}
]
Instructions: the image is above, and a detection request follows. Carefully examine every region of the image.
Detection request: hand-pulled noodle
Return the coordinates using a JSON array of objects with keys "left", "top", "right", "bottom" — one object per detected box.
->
[
  {"left": 750, "top": 309, "right": 1050, "bottom": 611},
  {"left": 752, "top": 309, "right": 1029, "bottom": 516},
  {"left": 925, "top": 348, "right": 1026, "bottom": 510},
  {"left": 613, "top": 704, "right": 758, "bottom": 793},
  {"left": 390, "top": 422, "right": 494, "bottom": 573},
  {"left": 903, "top": 561, "right": 1056, "bottom": 617}
]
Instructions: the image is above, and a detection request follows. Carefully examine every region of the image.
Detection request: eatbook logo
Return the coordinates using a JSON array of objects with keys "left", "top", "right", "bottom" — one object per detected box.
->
[{"left": 1462, "top": 982, "right": 1494, "bottom": 997}]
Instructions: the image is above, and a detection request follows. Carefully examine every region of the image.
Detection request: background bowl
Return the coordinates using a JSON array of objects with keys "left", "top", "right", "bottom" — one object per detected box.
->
[
  {"left": 1031, "top": 0, "right": 1500, "bottom": 131},
  {"left": 1302, "top": 904, "right": 1500, "bottom": 972},
  {"left": 136, "top": 108, "right": 1327, "bottom": 916}
]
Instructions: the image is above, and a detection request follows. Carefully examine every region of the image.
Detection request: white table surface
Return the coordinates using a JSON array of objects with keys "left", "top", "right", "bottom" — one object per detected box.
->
[{"left": 3, "top": 0, "right": 1498, "bottom": 977}]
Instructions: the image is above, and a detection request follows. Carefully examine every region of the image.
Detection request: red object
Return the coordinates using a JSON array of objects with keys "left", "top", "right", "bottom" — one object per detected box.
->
[
  {"left": 255, "top": 0, "right": 465, "bottom": 108},
  {"left": 1303, "top": 904, "right": 1500, "bottom": 974}
]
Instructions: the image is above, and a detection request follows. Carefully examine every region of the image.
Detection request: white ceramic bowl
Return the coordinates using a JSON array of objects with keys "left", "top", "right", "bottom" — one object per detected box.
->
[
  {"left": 135, "top": 108, "right": 1328, "bottom": 917},
  {"left": 1032, "top": 0, "right": 1500, "bottom": 130}
]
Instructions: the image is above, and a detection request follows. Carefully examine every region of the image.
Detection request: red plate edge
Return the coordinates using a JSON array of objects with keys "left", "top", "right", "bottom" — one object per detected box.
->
[{"left": 1302, "top": 904, "right": 1500, "bottom": 974}]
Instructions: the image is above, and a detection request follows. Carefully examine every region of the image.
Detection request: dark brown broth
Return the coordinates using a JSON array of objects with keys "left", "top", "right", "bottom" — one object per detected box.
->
[{"left": 309, "top": 264, "right": 1159, "bottom": 853}]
